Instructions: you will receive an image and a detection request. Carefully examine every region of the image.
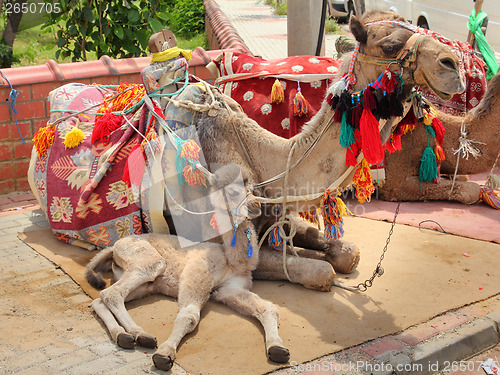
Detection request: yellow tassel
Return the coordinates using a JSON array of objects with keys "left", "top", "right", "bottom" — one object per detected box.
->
[
  {"left": 271, "top": 79, "right": 284, "bottom": 104},
  {"left": 33, "top": 125, "right": 55, "bottom": 156},
  {"left": 64, "top": 127, "right": 85, "bottom": 149}
]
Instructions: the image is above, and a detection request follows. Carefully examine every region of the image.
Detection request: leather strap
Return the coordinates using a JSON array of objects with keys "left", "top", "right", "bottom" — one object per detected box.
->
[{"left": 357, "top": 33, "right": 425, "bottom": 68}]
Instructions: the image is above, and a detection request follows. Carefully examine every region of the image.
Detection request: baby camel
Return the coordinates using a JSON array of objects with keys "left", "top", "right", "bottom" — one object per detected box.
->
[{"left": 85, "top": 165, "right": 290, "bottom": 371}]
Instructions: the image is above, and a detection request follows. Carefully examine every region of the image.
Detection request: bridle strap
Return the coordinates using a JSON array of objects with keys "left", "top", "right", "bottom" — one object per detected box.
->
[
  {"left": 396, "top": 33, "right": 425, "bottom": 64},
  {"left": 357, "top": 33, "right": 425, "bottom": 68}
]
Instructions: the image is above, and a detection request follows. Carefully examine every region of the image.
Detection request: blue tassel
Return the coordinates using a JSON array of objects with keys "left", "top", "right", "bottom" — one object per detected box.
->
[
  {"left": 231, "top": 224, "right": 238, "bottom": 247},
  {"left": 245, "top": 229, "right": 253, "bottom": 257},
  {"left": 339, "top": 111, "right": 356, "bottom": 148}
]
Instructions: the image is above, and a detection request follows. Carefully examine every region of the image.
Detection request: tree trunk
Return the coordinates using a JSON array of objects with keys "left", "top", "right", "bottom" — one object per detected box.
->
[{"left": 2, "top": 0, "right": 27, "bottom": 46}]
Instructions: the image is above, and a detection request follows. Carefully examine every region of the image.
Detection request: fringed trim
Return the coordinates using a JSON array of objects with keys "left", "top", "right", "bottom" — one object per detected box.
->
[{"left": 299, "top": 210, "right": 319, "bottom": 224}]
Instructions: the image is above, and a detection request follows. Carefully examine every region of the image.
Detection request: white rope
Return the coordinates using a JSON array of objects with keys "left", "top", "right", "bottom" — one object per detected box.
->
[{"left": 450, "top": 120, "right": 485, "bottom": 194}]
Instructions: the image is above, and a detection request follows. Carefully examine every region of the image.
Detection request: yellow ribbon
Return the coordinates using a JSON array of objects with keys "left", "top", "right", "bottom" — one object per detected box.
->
[{"left": 151, "top": 47, "right": 192, "bottom": 63}]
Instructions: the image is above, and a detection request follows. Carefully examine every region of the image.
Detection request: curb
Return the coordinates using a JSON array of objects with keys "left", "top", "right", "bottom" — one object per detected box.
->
[{"left": 269, "top": 299, "right": 500, "bottom": 375}]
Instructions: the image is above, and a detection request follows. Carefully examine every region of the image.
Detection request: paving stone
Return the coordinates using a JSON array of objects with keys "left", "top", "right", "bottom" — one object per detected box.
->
[
  {"left": 485, "top": 310, "right": 500, "bottom": 330},
  {"left": 360, "top": 337, "right": 406, "bottom": 359},
  {"left": 396, "top": 325, "right": 440, "bottom": 346}
]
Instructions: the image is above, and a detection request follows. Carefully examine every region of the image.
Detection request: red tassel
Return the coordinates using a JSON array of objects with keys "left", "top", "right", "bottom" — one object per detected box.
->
[
  {"left": 345, "top": 130, "right": 361, "bottom": 166},
  {"left": 122, "top": 145, "right": 144, "bottom": 187},
  {"left": 92, "top": 113, "right": 123, "bottom": 144},
  {"left": 431, "top": 117, "right": 445, "bottom": 145},
  {"left": 293, "top": 90, "right": 310, "bottom": 117},
  {"left": 384, "top": 134, "right": 402, "bottom": 153},
  {"left": 380, "top": 70, "right": 397, "bottom": 94},
  {"left": 360, "top": 108, "right": 384, "bottom": 165},
  {"left": 333, "top": 109, "right": 343, "bottom": 123},
  {"left": 326, "top": 93, "right": 335, "bottom": 106}
]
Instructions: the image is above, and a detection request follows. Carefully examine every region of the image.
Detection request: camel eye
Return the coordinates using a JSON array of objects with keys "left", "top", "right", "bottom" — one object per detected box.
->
[{"left": 380, "top": 41, "right": 405, "bottom": 56}]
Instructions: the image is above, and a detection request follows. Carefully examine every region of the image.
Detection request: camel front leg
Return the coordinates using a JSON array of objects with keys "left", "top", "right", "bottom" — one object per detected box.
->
[
  {"left": 153, "top": 262, "right": 212, "bottom": 371},
  {"left": 290, "top": 217, "right": 360, "bottom": 274},
  {"left": 254, "top": 246, "right": 335, "bottom": 291},
  {"left": 211, "top": 276, "right": 289, "bottom": 363}
]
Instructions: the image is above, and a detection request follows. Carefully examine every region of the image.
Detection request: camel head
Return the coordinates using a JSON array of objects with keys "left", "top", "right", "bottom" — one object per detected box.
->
[{"left": 349, "top": 10, "right": 464, "bottom": 100}]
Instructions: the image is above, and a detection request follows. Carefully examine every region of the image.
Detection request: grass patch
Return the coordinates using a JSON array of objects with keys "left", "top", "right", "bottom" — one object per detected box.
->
[
  {"left": 325, "top": 19, "right": 343, "bottom": 34},
  {"left": 7, "top": 23, "right": 208, "bottom": 67},
  {"left": 264, "top": 0, "right": 287, "bottom": 15}
]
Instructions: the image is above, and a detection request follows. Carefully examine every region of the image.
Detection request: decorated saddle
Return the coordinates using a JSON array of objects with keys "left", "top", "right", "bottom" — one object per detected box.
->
[{"left": 29, "top": 52, "right": 220, "bottom": 248}]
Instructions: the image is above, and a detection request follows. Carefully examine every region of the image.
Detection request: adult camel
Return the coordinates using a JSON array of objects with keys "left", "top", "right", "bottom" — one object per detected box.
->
[
  {"left": 176, "top": 10, "right": 464, "bottom": 288},
  {"left": 379, "top": 73, "right": 500, "bottom": 204}
]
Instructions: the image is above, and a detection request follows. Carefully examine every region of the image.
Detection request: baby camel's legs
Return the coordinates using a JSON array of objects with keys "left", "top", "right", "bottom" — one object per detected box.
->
[
  {"left": 211, "top": 276, "right": 289, "bottom": 363},
  {"left": 91, "top": 298, "right": 135, "bottom": 349},
  {"left": 153, "top": 261, "right": 212, "bottom": 371},
  {"left": 97, "top": 244, "right": 166, "bottom": 349}
]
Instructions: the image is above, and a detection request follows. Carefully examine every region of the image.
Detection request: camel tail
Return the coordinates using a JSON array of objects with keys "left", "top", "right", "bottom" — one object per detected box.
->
[{"left": 86, "top": 247, "right": 114, "bottom": 290}]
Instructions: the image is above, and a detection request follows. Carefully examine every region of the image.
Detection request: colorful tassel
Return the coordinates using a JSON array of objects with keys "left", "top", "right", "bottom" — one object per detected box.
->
[
  {"left": 182, "top": 164, "right": 207, "bottom": 187},
  {"left": 268, "top": 226, "right": 283, "bottom": 248},
  {"left": 419, "top": 146, "right": 438, "bottom": 182},
  {"left": 33, "top": 125, "right": 55, "bottom": 156},
  {"left": 480, "top": 187, "right": 500, "bottom": 209},
  {"left": 320, "top": 190, "right": 348, "bottom": 241},
  {"left": 231, "top": 223, "right": 238, "bottom": 247},
  {"left": 435, "top": 143, "right": 446, "bottom": 163},
  {"left": 293, "top": 88, "right": 310, "bottom": 116},
  {"left": 271, "top": 79, "right": 285, "bottom": 104},
  {"left": 91, "top": 113, "right": 123, "bottom": 144},
  {"left": 179, "top": 139, "right": 201, "bottom": 160},
  {"left": 245, "top": 229, "right": 253, "bottom": 257},
  {"left": 64, "top": 127, "right": 85, "bottom": 149},
  {"left": 352, "top": 158, "right": 375, "bottom": 203}
]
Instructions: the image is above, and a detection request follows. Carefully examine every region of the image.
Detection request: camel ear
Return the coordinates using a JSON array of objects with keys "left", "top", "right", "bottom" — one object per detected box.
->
[{"left": 350, "top": 16, "right": 367, "bottom": 44}]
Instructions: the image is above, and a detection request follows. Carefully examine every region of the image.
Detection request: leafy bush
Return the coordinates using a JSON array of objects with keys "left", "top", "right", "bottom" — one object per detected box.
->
[
  {"left": 0, "top": 38, "right": 20, "bottom": 68},
  {"left": 43, "top": 0, "right": 205, "bottom": 62},
  {"left": 161, "top": 0, "right": 205, "bottom": 38}
]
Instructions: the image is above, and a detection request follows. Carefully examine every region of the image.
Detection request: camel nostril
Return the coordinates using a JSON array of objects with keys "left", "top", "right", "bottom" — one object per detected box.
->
[{"left": 440, "top": 58, "right": 456, "bottom": 70}]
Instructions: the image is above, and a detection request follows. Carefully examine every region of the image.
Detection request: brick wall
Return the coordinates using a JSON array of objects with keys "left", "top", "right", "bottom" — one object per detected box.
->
[{"left": 0, "top": 3, "right": 250, "bottom": 194}]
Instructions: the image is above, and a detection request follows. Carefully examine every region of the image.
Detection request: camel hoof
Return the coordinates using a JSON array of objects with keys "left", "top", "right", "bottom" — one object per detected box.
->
[
  {"left": 268, "top": 346, "right": 290, "bottom": 363},
  {"left": 116, "top": 332, "right": 136, "bottom": 349},
  {"left": 153, "top": 353, "right": 174, "bottom": 371},
  {"left": 136, "top": 333, "right": 157, "bottom": 348},
  {"left": 326, "top": 240, "right": 360, "bottom": 274}
]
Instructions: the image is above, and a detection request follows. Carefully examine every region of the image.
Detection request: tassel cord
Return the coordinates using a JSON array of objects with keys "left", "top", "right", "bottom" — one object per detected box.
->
[{"left": 0, "top": 70, "right": 26, "bottom": 144}]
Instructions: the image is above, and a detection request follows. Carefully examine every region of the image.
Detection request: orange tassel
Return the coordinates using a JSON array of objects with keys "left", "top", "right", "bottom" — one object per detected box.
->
[
  {"left": 352, "top": 159, "right": 375, "bottom": 203},
  {"left": 271, "top": 79, "right": 285, "bottom": 104},
  {"left": 293, "top": 86, "right": 309, "bottom": 117},
  {"left": 435, "top": 143, "right": 446, "bottom": 163},
  {"left": 33, "top": 125, "right": 55, "bottom": 156},
  {"left": 210, "top": 214, "right": 219, "bottom": 233}
]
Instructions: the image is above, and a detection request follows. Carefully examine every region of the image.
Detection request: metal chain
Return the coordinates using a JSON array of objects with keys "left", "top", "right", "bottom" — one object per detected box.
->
[{"left": 355, "top": 200, "right": 401, "bottom": 292}]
